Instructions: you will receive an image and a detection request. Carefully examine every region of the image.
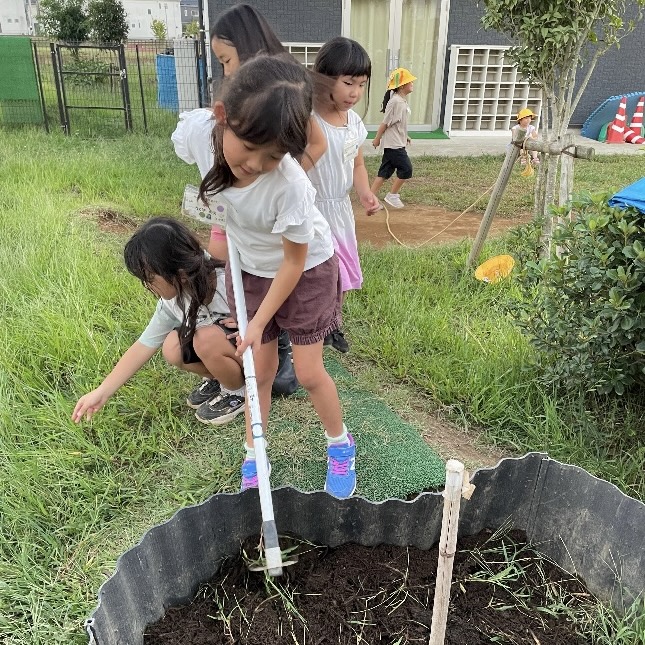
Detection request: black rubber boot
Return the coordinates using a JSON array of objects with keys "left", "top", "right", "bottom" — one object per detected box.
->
[{"left": 272, "top": 330, "right": 299, "bottom": 396}]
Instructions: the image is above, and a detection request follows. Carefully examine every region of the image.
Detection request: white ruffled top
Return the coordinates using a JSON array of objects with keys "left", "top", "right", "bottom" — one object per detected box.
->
[
  {"left": 171, "top": 108, "right": 216, "bottom": 179},
  {"left": 219, "top": 155, "right": 334, "bottom": 278}
]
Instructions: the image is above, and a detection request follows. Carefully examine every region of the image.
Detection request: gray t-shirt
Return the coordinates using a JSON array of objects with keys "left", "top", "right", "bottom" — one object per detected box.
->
[
  {"left": 138, "top": 267, "right": 228, "bottom": 348},
  {"left": 381, "top": 93, "right": 410, "bottom": 149}
]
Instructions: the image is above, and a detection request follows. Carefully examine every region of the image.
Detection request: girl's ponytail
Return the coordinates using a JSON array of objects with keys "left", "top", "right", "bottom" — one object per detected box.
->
[{"left": 381, "top": 89, "right": 393, "bottom": 113}]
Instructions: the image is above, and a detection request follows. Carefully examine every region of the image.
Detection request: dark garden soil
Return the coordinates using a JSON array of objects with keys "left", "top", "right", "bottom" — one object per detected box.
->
[{"left": 144, "top": 529, "right": 589, "bottom": 645}]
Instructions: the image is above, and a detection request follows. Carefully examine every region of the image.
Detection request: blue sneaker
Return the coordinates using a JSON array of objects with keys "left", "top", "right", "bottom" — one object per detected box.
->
[
  {"left": 325, "top": 434, "right": 356, "bottom": 498},
  {"left": 240, "top": 458, "right": 271, "bottom": 492}
]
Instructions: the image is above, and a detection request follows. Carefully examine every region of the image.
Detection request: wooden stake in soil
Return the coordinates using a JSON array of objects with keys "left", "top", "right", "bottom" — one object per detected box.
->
[{"left": 429, "top": 459, "right": 472, "bottom": 645}]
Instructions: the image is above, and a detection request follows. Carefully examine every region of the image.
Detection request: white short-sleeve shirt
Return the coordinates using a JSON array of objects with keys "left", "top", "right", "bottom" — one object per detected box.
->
[
  {"left": 171, "top": 109, "right": 215, "bottom": 178},
  {"left": 217, "top": 155, "right": 334, "bottom": 278}
]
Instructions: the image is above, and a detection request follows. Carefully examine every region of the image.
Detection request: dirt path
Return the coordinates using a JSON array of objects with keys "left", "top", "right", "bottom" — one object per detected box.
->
[
  {"left": 353, "top": 200, "right": 530, "bottom": 248},
  {"left": 349, "top": 201, "right": 518, "bottom": 468}
]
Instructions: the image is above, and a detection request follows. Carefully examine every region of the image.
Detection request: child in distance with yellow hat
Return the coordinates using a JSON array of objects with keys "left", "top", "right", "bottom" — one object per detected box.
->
[
  {"left": 370, "top": 67, "right": 417, "bottom": 209},
  {"left": 512, "top": 108, "right": 540, "bottom": 167}
]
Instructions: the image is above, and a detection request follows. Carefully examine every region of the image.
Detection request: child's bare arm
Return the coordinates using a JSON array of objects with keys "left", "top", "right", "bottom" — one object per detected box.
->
[
  {"left": 353, "top": 150, "right": 380, "bottom": 213},
  {"left": 301, "top": 117, "right": 328, "bottom": 172},
  {"left": 372, "top": 122, "right": 388, "bottom": 147},
  {"left": 72, "top": 341, "right": 157, "bottom": 422}
]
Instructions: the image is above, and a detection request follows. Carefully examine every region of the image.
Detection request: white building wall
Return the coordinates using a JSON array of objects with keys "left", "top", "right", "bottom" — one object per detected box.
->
[
  {"left": 123, "top": 0, "right": 182, "bottom": 39},
  {"left": 0, "top": 0, "right": 30, "bottom": 35}
]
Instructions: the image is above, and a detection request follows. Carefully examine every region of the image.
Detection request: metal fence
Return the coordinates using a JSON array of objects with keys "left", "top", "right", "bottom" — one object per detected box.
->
[
  {"left": 0, "top": 36, "right": 326, "bottom": 137},
  {"left": 0, "top": 36, "right": 208, "bottom": 136}
]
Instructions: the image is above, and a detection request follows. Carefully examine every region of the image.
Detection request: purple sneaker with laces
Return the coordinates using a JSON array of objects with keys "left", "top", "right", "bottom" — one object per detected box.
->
[
  {"left": 325, "top": 433, "right": 356, "bottom": 499},
  {"left": 240, "top": 457, "right": 271, "bottom": 492}
]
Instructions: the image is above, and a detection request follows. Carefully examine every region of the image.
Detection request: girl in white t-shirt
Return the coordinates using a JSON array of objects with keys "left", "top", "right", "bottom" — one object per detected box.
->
[
  {"left": 308, "top": 36, "right": 380, "bottom": 354},
  {"left": 172, "top": 3, "right": 326, "bottom": 400},
  {"left": 72, "top": 218, "right": 245, "bottom": 426},
  {"left": 199, "top": 54, "right": 356, "bottom": 499}
]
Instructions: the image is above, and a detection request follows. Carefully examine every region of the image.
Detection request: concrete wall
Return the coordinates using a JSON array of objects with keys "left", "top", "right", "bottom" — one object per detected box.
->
[{"left": 444, "top": 0, "right": 645, "bottom": 127}]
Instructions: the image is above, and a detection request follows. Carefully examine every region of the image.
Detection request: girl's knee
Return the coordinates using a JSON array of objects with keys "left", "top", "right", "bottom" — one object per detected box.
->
[
  {"left": 162, "top": 333, "right": 183, "bottom": 367},
  {"left": 192, "top": 328, "right": 211, "bottom": 355},
  {"left": 255, "top": 349, "right": 278, "bottom": 387},
  {"left": 193, "top": 326, "right": 229, "bottom": 357},
  {"left": 294, "top": 360, "right": 327, "bottom": 391}
]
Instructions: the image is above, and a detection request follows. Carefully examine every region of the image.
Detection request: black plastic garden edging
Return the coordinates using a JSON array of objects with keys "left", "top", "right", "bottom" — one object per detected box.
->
[{"left": 86, "top": 452, "right": 645, "bottom": 645}]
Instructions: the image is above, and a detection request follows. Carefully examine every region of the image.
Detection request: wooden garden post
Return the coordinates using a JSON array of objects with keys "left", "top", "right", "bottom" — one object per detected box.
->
[
  {"left": 429, "top": 460, "right": 475, "bottom": 645},
  {"left": 467, "top": 130, "right": 526, "bottom": 268},
  {"left": 468, "top": 137, "right": 593, "bottom": 268}
]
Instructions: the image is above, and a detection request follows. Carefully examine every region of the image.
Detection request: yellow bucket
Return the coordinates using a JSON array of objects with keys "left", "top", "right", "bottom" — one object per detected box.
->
[{"left": 474, "top": 255, "right": 515, "bottom": 284}]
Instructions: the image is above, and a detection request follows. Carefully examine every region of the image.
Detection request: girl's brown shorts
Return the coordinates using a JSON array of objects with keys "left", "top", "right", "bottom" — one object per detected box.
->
[{"left": 225, "top": 254, "right": 342, "bottom": 345}]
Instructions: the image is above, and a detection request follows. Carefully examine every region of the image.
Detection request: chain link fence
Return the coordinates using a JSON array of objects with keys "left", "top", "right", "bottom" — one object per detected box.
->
[{"left": 0, "top": 35, "right": 208, "bottom": 137}]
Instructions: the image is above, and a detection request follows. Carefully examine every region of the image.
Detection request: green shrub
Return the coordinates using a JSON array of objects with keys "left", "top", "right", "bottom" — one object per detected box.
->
[
  {"left": 511, "top": 193, "right": 645, "bottom": 395},
  {"left": 65, "top": 55, "right": 111, "bottom": 87}
]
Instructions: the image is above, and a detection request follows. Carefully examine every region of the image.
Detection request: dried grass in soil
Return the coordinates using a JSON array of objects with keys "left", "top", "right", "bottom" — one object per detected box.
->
[{"left": 144, "top": 529, "right": 588, "bottom": 644}]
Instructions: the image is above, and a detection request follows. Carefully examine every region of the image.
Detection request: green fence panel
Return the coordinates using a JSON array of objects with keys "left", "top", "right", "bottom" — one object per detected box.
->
[{"left": 0, "top": 36, "right": 43, "bottom": 125}]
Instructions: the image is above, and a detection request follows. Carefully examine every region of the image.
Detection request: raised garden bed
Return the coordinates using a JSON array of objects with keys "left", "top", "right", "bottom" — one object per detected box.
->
[
  {"left": 86, "top": 453, "right": 645, "bottom": 645},
  {"left": 144, "top": 529, "right": 590, "bottom": 644}
]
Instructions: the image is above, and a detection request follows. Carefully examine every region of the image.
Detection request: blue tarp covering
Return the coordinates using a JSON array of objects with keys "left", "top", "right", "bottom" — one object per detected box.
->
[{"left": 608, "top": 177, "right": 645, "bottom": 213}]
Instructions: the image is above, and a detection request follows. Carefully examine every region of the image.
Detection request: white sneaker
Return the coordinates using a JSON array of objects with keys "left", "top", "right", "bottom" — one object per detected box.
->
[{"left": 384, "top": 193, "right": 405, "bottom": 209}]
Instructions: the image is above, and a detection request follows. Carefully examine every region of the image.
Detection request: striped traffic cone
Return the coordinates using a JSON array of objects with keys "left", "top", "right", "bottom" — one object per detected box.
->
[
  {"left": 606, "top": 96, "right": 627, "bottom": 143},
  {"left": 628, "top": 95, "right": 644, "bottom": 136},
  {"left": 623, "top": 128, "right": 645, "bottom": 144}
]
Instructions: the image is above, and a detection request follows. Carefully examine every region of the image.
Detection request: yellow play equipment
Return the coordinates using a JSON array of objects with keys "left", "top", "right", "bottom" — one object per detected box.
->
[{"left": 474, "top": 255, "right": 515, "bottom": 283}]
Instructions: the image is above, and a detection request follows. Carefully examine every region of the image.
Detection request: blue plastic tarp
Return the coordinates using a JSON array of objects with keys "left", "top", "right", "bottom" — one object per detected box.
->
[{"left": 608, "top": 177, "right": 645, "bottom": 213}]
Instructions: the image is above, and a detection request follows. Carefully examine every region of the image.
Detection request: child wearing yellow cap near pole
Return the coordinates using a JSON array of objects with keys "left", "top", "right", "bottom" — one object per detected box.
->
[
  {"left": 512, "top": 108, "right": 540, "bottom": 167},
  {"left": 370, "top": 67, "right": 417, "bottom": 209}
]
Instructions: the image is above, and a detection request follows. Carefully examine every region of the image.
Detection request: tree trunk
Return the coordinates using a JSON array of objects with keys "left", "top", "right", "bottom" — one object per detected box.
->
[
  {"left": 534, "top": 88, "right": 549, "bottom": 221},
  {"left": 533, "top": 159, "right": 547, "bottom": 221},
  {"left": 539, "top": 152, "right": 560, "bottom": 257},
  {"left": 555, "top": 133, "right": 575, "bottom": 258}
]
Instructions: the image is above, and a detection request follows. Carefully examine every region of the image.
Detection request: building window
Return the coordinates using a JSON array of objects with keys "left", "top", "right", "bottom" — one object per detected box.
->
[
  {"left": 184, "top": 9, "right": 188, "bottom": 15},
  {"left": 191, "top": 10, "right": 198, "bottom": 16},
  {"left": 284, "top": 42, "right": 324, "bottom": 69},
  {"left": 148, "top": 8, "right": 152, "bottom": 14}
]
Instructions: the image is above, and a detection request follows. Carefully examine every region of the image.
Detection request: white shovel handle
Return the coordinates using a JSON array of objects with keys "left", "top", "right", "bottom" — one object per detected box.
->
[{"left": 226, "top": 235, "right": 283, "bottom": 576}]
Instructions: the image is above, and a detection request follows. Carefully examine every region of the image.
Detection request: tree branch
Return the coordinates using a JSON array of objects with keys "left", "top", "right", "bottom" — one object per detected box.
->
[{"left": 570, "top": 48, "right": 604, "bottom": 116}]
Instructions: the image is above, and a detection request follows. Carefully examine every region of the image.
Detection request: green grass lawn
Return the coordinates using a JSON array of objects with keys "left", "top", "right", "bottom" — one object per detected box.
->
[{"left": 0, "top": 130, "right": 643, "bottom": 643}]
